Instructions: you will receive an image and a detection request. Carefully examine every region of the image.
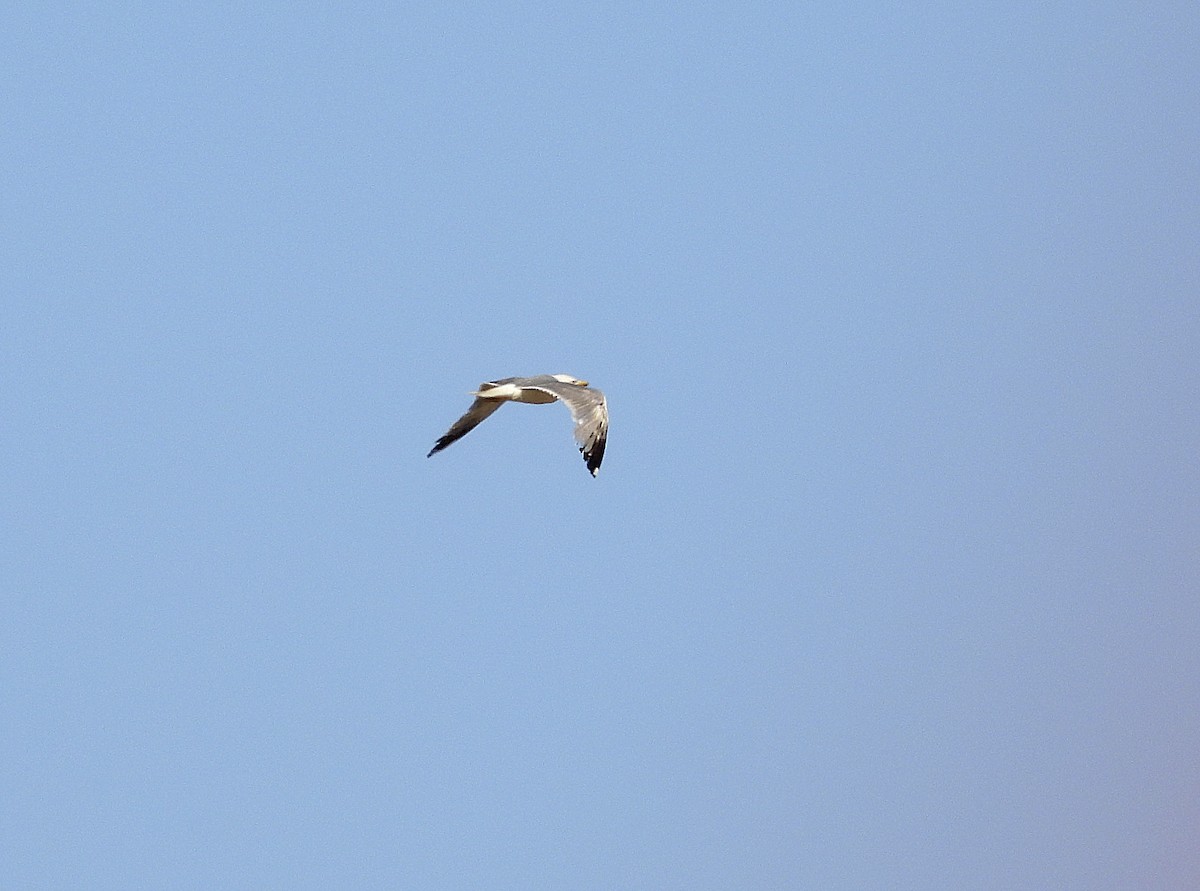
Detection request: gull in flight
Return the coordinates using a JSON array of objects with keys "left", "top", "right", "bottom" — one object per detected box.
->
[{"left": 427, "top": 374, "right": 608, "bottom": 476}]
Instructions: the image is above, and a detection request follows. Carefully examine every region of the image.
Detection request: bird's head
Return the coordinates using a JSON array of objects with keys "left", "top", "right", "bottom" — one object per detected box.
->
[{"left": 553, "top": 374, "right": 588, "bottom": 386}]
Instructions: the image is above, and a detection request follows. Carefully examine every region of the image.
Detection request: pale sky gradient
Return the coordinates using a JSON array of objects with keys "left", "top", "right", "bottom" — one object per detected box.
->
[{"left": 4, "top": 3, "right": 1199, "bottom": 888}]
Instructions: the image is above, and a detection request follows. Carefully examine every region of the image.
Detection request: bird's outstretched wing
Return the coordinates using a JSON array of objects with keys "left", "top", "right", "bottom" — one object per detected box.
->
[
  {"left": 522, "top": 380, "right": 608, "bottom": 476},
  {"left": 427, "top": 397, "right": 505, "bottom": 457}
]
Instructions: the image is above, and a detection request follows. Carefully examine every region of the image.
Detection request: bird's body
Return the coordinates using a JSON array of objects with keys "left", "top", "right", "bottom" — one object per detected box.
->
[{"left": 427, "top": 374, "right": 608, "bottom": 476}]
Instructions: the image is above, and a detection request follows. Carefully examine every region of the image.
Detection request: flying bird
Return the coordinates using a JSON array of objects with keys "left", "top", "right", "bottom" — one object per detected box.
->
[{"left": 427, "top": 374, "right": 608, "bottom": 476}]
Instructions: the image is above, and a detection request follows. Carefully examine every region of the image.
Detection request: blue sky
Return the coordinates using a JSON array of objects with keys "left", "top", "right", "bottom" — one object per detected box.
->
[{"left": 4, "top": 3, "right": 1198, "bottom": 888}]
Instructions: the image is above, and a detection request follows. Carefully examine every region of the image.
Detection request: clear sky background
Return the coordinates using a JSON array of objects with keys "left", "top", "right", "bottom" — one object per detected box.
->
[{"left": 3, "top": 3, "right": 1198, "bottom": 888}]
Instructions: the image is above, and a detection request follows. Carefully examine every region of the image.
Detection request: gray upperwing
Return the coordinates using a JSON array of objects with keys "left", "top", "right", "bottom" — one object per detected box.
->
[
  {"left": 520, "top": 381, "right": 609, "bottom": 476},
  {"left": 427, "top": 397, "right": 505, "bottom": 457}
]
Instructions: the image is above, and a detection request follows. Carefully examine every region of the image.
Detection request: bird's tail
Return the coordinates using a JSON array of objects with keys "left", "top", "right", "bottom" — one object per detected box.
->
[{"left": 471, "top": 381, "right": 508, "bottom": 397}]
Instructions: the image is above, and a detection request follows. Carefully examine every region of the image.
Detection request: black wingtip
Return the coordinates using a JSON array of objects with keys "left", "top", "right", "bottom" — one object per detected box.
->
[
  {"left": 581, "top": 436, "right": 606, "bottom": 477},
  {"left": 581, "top": 446, "right": 604, "bottom": 477}
]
